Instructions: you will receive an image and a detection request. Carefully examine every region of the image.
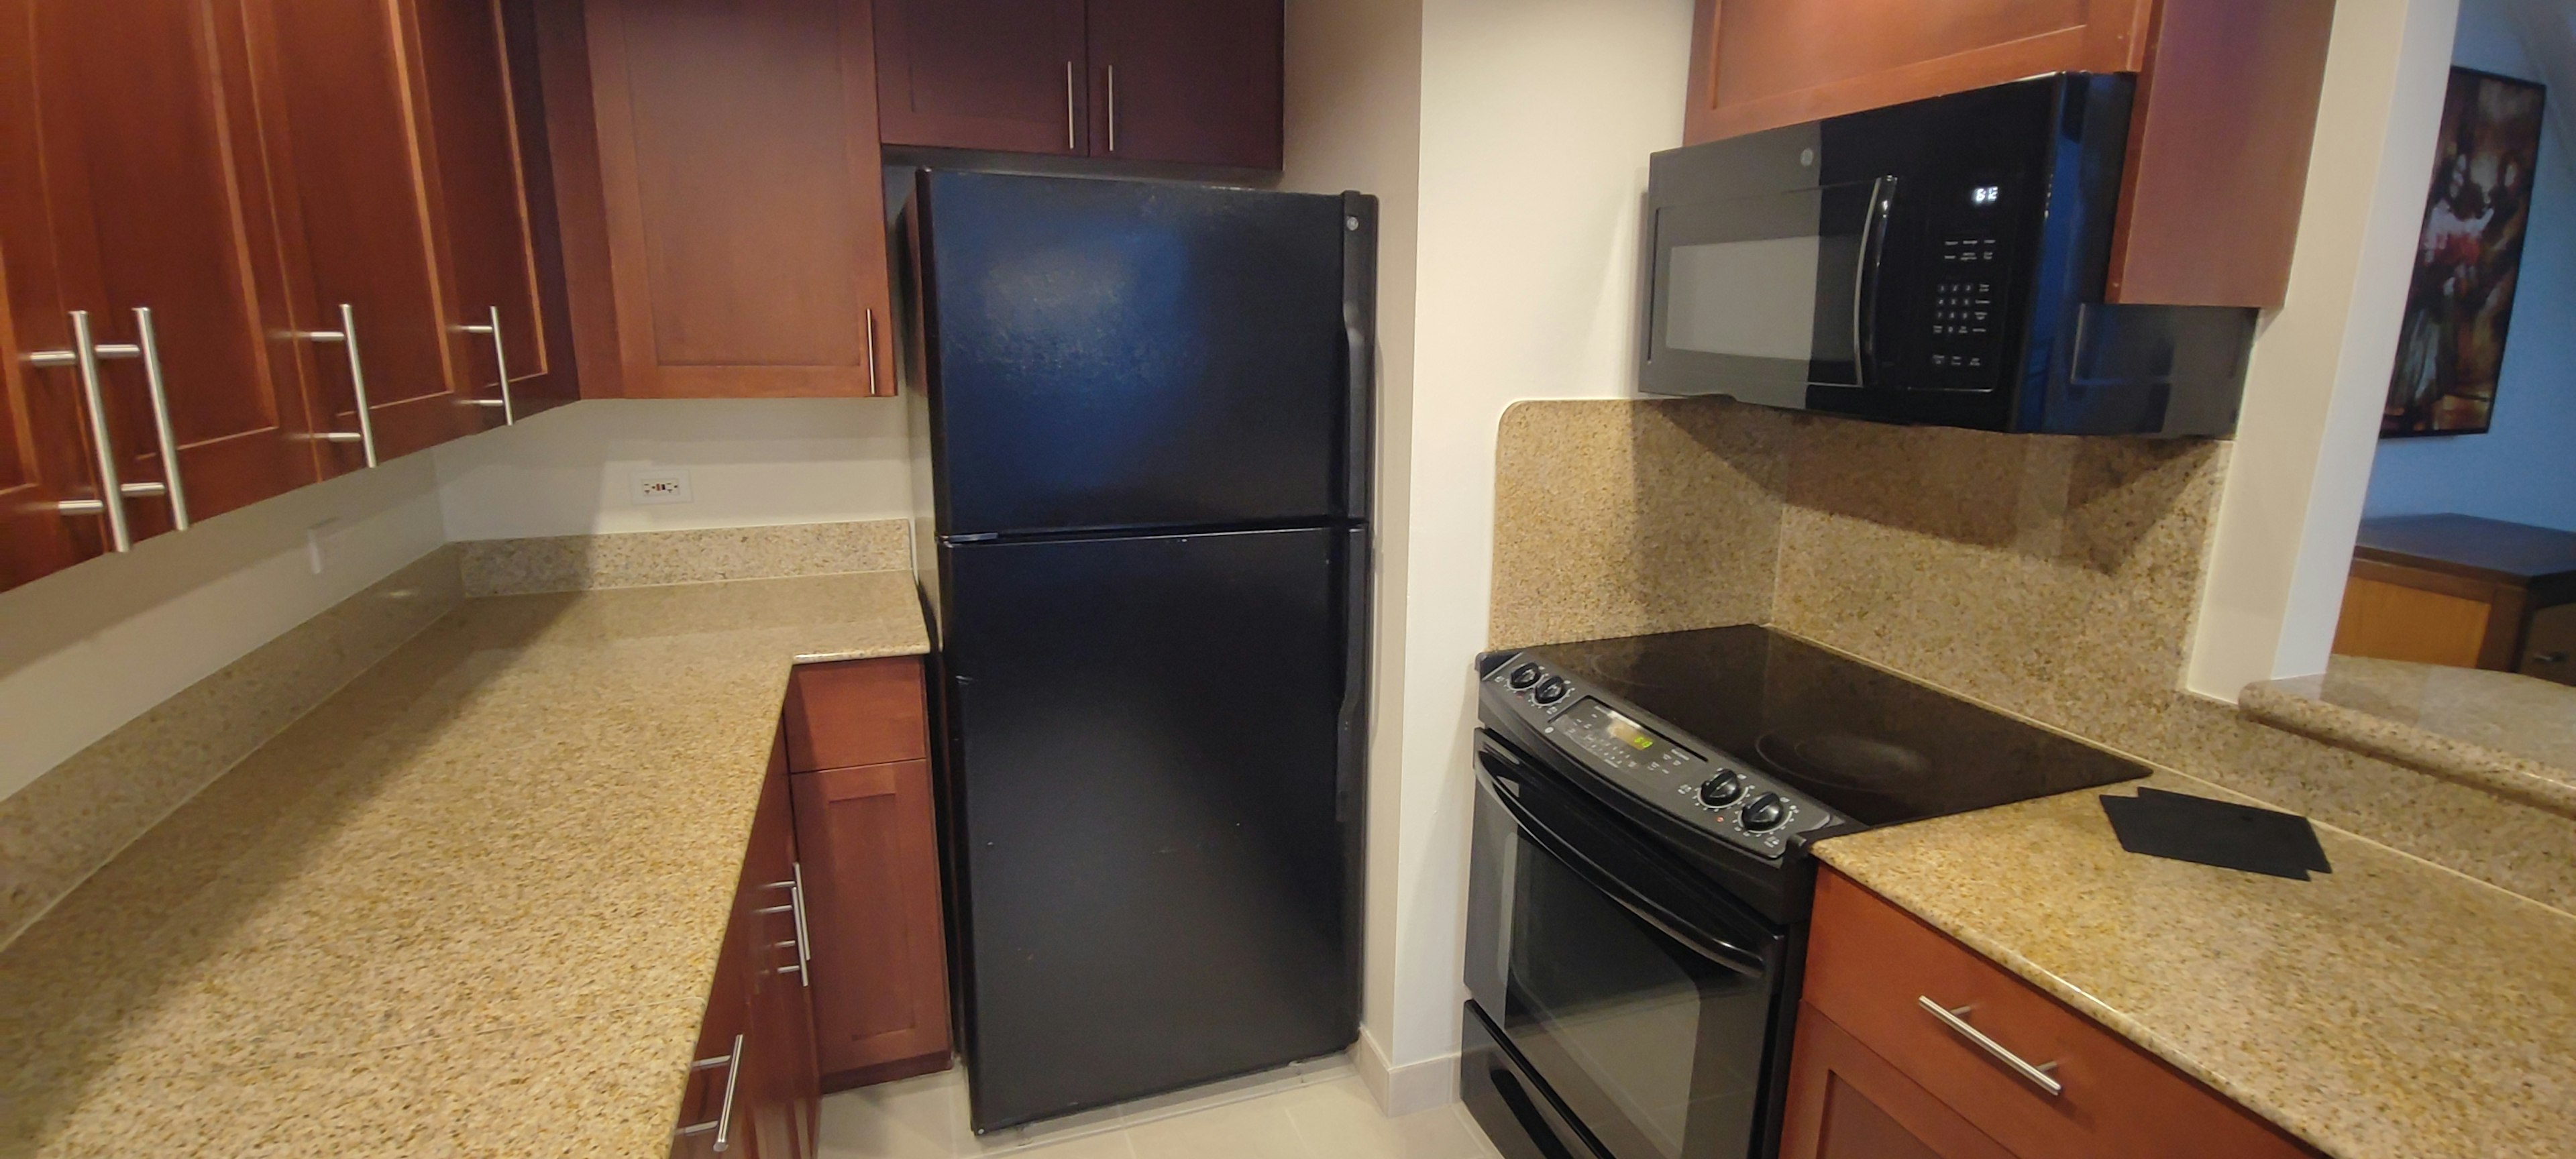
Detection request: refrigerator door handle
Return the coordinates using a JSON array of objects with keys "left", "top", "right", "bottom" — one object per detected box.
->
[{"left": 1340, "top": 192, "right": 1378, "bottom": 520}]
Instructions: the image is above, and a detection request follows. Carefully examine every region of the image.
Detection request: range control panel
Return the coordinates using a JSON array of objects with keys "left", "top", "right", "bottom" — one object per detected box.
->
[{"left": 1483, "top": 655, "right": 1837, "bottom": 859}]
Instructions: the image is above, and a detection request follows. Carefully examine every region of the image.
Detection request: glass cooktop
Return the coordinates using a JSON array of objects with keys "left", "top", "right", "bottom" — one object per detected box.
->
[{"left": 1518, "top": 626, "right": 2148, "bottom": 828}]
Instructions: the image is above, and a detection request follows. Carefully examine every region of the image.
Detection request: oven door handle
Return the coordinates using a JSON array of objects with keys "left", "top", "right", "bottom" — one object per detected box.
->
[{"left": 1479, "top": 752, "right": 1770, "bottom": 979}]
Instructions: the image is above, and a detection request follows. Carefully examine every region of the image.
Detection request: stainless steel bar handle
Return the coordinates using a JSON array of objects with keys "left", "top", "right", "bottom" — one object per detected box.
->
[
  {"left": 790, "top": 861, "right": 814, "bottom": 986},
  {"left": 304, "top": 305, "right": 381, "bottom": 467},
  {"left": 676, "top": 1034, "right": 746, "bottom": 1151},
  {"left": 1918, "top": 997, "right": 2063, "bottom": 1097},
  {"left": 457, "top": 307, "right": 514, "bottom": 424},
  {"left": 118, "top": 308, "right": 189, "bottom": 530},
  {"left": 1065, "top": 60, "right": 1077, "bottom": 151},
  {"left": 1106, "top": 64, "right": 1117, "bottom": 152},
  {"left": 37, "top": 311, "right": 133, "bottom": 551},
  {"left": 863, "top": 307, "right": 880, "bottom": 395}
]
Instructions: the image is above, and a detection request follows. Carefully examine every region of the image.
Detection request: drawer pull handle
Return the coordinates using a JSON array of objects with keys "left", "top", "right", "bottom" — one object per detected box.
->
[
  {"left": 1919, "top": 997, "right": 2062, "bottom": 1097},
  {"left": 676, "top": 1033, "right": 745, "bottom": 1150}
]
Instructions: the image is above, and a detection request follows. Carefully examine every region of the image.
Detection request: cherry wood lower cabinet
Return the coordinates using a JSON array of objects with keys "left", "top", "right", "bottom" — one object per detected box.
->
[
  {"left": 675, "top": 734, "right": 821, "bottom": 1159},
  {"left": 1783, "top": 869, "right": 2317, "bottom": 1159},
  {"left": 779, "top": 655, "right": 954, "bottom": 1090}
]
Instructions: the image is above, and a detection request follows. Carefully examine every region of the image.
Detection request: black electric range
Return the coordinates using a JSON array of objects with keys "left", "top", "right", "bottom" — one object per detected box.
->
[{"left": 1461, "top": 626, "right": 2147, "bottom": 1159}]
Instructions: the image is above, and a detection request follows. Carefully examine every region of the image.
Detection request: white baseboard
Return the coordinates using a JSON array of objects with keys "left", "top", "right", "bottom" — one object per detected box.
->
[{"left": 1350, "top": 1028, "right": 1459, "bottom": 1117}]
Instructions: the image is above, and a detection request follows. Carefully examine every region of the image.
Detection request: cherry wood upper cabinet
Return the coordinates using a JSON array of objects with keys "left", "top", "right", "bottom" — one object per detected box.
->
[
  {"left": 412, "top": 0, "right": 572, "bottom": 421},
  {"left": 1680, "top": 0, "right": 2334, "bottom": 309},
  {"left": 17, "top": 0, "right": 319, "bottom": 545},
  {"left": 246, "top": 0, "right": 476, "bottom": 470},
  {"left": 0, "top": 9, "right": 103, "bottom": 590},
  {"left": 875, "top": 0, "right": 1089, "bottom": 156},
  {"left": 1682, "top": 0, "right": 2152, "bottom": 144},
  {"left": 875, "top": 0, "right": 1281, "bottom": 170},
  {"left": 584, "top": 0, "right": 897, "bottom": 398},
  {"left": 1087, "top": 0, "right": 1282, "bottom": 170}
]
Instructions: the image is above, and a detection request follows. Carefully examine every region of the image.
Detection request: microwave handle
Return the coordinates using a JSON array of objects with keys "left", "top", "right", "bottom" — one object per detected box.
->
[
  {"left": 1852, "top": 176, "right": 1896, "bottom": 390},
  {"left": 1476, "top": 749, "right": 1770, "bottom": 979}
]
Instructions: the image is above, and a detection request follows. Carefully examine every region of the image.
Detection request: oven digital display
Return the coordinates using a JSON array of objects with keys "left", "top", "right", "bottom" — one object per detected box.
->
[{"left": 1601, "top": 708, "right": 1658, "bottom": 751}]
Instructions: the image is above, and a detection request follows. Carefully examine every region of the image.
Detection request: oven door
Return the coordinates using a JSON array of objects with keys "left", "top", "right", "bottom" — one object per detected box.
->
[
  {"left": 1640, "top": 172, "right": 1894, "bottom": 409},
  {"left": 1466, "top": 735, "right": 1790, "bottom": 1159}
]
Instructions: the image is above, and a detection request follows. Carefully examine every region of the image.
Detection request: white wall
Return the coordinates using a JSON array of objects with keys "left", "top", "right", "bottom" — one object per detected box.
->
[
  {"left": 2187, "top": 0, "right": 2463, "bottom": 698},
  {"left": 1389, "top": 0, "right": 1699, "bottom": 1111},
  {"left": 433, "top": 398, "right": 916, "bottom": 541},
  {"left": 2363, "top": 0, "right": 2576, "bottom": 531},
  {"left": 1281, "top": 0, "right": 1425, "bottom": 1106},
  {"left": 0, "top": 455, "right": 446, "bottom": 802}
]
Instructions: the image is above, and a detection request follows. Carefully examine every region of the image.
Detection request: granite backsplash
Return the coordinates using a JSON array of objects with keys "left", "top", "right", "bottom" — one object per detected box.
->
[{"left": 1490, "top": 396, "right": 2576, "bottom": 912}]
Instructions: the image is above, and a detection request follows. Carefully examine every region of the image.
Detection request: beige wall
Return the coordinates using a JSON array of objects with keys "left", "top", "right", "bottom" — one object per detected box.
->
[
  {"left": 433, "top": 398, "right": 916, "bottom": 541},
  {"left": 1285, "top": 0, "right": 1701, "bottom": 1111},
  {"left": 0, "top": 456, "right": 447, "bottom": 804},
  {"left": 2188, "top": 0, "right": 2463, "bottom": 696},
  {"left": 1280, "top": 0, "right": 1426, "bottom": 1104}
]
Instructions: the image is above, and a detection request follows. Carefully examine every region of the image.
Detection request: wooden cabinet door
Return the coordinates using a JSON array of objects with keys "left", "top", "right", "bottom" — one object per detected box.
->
[
  {"left": 22, "top": 0, "right": 319, "bottom": 536},
  {"left": 1085, "top": 0, "right": 1280, "bottom": 169},
  {"left": 0, "top": 10, "right": 103, "bottom": 590},
  {"left": 1780, "top": 1004, "right": 2021, "bottom": 1159},
  {"left": 585, "top": 0, "right": 896, "bottom": 398},
  {"left": 245, "top": 0, "right": 476, "bottom": 470},
  {"left": 792, "top": 759, "right": 953, "bottom": 1086},
  {"left": 411, "top": 0, "right": 572, "bottom": 421},
  {"left": 875, "top": 0, "right": 1088, "bottom": 155},
  {"left": 1680, "top": 0, "right": 2151, "bottom": 146}
]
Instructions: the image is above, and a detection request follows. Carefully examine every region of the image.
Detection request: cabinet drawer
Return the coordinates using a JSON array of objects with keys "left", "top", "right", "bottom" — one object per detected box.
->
[
  {"left": 2520, "top": 602, "right": 2576, "bottom": 686},
  {"left": 782, "top": 657, "right": 928, "bottom": 772},
  {"left": 1803, "top": 869, "right": 2314, "bottom": 1159}
]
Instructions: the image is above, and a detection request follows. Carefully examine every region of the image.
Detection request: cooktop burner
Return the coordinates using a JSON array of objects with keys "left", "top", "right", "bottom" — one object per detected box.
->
[{"left": 1480, "top": 626, "right": 2147, "bottom": 852}]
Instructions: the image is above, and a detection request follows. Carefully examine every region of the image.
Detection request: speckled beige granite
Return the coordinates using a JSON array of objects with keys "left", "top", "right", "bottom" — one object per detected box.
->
[
  {"left": 0, "top": 570, "right": 930, "bottom": 1157},
  {"left": 2245, "top": 656, "right": 2576, "bottom": 816},
  {"left": 460, "top": 518, "right": 912, "bottom": 596},
  {"left": 0, "top": 547, "right": 464, "bottom": 950},
  {"left": 1489, "top": 397, "right": 1788, "bottom": 649},
  {"left": 1814, "top": 772, "right": 2576, "bottom": 1159}
]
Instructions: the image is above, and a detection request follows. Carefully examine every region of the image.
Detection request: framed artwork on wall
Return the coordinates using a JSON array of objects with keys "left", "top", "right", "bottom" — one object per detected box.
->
[{"left": 2384, "top": 66, "right": 2548, "bottom": 438}]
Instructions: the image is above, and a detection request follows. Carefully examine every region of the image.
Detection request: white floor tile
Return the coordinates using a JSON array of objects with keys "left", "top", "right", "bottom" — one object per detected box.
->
[
  {"left": 1281, "top": 1077, "right": 1497, "bottom": 1159},
  {"left": 1126, "top": 1096, "right": 1309, "bottom": 1159},
  {"left": 818, "top": 1060, "right": 1502, "bottom": 1159}
]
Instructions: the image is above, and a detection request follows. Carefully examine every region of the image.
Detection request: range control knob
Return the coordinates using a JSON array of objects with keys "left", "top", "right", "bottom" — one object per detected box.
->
[
  {"left": 1533, "top": 677, "right": 1569, "bottom": 705},
  {"left": 1740, "top": 792, "right": 1788, "bottom": 832},
  {"left": 1508, "top": 663, "right": 1543, "bottom": 690},
  {"left": 1696, "top": 771, "right": 1744, "bottom": 808}
]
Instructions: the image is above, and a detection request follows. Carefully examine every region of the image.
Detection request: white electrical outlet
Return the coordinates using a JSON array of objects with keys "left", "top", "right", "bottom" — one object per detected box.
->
[{"left": 632, "top": 469, "right": 693, "bottom": 506}]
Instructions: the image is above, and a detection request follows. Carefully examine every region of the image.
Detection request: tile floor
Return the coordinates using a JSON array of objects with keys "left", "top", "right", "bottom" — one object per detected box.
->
[{"left": 817, "top": 1058, "right": 1504, "bottom": 1159}]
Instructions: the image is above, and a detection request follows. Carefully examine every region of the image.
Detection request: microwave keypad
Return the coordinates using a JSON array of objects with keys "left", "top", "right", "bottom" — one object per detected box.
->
[{"left": 1923, "top": 231, "right": 2008, "bottom": 380}]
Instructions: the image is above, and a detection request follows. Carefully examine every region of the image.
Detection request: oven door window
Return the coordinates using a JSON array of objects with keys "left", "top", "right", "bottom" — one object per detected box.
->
[
  {"left": 1644, "top": 181, "right": 1881, "bottom": 406},
  {"left": 1471, "top": 773, "right": 1782, "bottom": 1159}
]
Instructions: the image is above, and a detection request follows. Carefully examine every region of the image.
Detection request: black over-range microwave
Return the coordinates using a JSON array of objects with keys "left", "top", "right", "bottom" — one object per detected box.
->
[{"left": 1640, "top": 73, "right": 2257, "bottom": 436}]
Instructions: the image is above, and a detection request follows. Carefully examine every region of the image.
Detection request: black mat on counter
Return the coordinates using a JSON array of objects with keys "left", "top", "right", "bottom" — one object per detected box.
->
[{"left": 2099, "top": 787, "right": 2331, "bottom": 880}]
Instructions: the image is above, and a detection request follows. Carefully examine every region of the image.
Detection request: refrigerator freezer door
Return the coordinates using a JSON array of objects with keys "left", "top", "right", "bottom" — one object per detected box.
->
[
  {"left": 942, "top": 527, "right": 1361, "bottom": 1129},
  {"left": 918, "top": 172, "right": 1356, "bottom": 536}
]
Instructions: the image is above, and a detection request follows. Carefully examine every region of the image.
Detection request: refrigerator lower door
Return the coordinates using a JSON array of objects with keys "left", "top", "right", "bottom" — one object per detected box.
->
[{"left": 943, "top": 526, "right": 1362, "bottom": 1131}]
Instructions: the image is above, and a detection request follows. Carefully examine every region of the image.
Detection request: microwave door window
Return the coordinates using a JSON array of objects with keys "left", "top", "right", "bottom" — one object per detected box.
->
[{"left": 1646, "top": 183, "right": 1876, "bottom": 403}]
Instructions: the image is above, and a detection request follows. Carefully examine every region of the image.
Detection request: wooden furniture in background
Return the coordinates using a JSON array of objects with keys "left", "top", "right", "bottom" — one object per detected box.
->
[
  {"left": 782, "top": 655, "right": 953, "bottom": 1089},
  {"left": 1679, "top": 0, "right": 2335, "bottom": 309},
  {"left": 674, "top": 733, "right": 822, "bottom": 1159},
  {"left": 2333, "top": 514, "right": 2576, "bottom": 686},
  {"left": 1782, "top": 869, "right": 2318, "bottom": 1159},
  {"left": 580, "top": 0, "right": 896, "bottom": 399},
  {"left": 875, "top": 0, "right": 1281, "bottom": 170}
]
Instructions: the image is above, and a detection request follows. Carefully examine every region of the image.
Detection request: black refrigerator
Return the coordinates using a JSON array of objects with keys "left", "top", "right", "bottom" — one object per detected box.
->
[{"left": 902, "top": 170, "right": 1374, "bottom": 1132}]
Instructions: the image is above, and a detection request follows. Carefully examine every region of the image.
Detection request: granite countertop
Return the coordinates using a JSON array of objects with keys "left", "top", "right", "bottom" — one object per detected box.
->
[
  {"left": 2243, "top": 656, "right": 2576, "bottom": 818},
  {"left": 1815, "top": 771, "right": 2576, "bottom": 1159},
  {"left": 0, "top": 571, "right": 930, "bottom": 1157}
]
